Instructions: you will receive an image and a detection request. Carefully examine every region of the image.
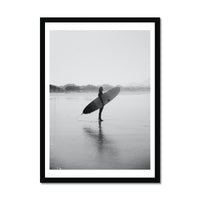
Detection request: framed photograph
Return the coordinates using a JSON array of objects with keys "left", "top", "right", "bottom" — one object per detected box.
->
[{"left": 40, "top": 17, "right": 160, "bottom": 183}]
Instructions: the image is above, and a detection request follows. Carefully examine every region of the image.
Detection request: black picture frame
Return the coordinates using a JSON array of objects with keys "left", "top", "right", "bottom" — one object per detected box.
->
[{"left": 40, "top": 17, "right": 160, "bottom": 183}]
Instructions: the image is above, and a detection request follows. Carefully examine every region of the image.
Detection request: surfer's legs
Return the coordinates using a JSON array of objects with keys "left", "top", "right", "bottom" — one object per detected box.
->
[{"left": 99, "top": 107, "right": 104, "bottom": 121}]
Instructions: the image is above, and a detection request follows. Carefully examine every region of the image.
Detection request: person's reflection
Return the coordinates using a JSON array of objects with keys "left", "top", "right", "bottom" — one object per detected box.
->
[
  {"left": 97, "top": 120, "right": 103, "bottom": 152},
  {"left": 83, "top": 121, "right": 118, "bottom": 159},
  {"left": 83, "top": 120, "right": 105, "bottom": 153}
]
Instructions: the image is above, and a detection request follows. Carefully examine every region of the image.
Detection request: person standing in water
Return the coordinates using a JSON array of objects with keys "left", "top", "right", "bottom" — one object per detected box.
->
[{"left": 98, "top": 87, "right": 104, "bottom": 121}]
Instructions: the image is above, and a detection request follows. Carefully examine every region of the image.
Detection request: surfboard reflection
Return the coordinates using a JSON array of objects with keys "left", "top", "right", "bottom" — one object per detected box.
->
[{"left": 83, "top": 121, "right": 117, "bottom": 156}]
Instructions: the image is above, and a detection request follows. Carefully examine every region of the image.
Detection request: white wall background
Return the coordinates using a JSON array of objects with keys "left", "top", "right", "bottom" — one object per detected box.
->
[{"left": 0, "top": 0, "right": 200, "bottom": 199}]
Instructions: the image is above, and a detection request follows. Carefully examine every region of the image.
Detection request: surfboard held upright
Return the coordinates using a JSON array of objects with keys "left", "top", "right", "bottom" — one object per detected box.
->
[{"left": 82, "top": 87, "right": 120, "bottom": 114}]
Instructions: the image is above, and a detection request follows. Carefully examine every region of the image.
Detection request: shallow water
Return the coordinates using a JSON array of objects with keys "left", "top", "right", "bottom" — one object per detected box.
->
[{"left": 50, "top": 91, "right": 150, "bottom": 169}]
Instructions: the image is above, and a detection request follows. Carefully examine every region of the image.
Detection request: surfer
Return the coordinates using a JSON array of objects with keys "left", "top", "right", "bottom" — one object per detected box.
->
[{"left": 98, "top": 87, "right": 104, "bottom": 121}]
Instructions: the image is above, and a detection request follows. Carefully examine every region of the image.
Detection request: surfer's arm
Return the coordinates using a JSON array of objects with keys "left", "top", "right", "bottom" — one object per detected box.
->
[{"left": 98, "top": 94, "right": 104, "bottom": 105}]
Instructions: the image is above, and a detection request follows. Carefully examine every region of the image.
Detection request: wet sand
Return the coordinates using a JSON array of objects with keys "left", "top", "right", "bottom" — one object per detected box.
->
[{"left": 50, "top": 92, "right": 150, "bottom": 169}]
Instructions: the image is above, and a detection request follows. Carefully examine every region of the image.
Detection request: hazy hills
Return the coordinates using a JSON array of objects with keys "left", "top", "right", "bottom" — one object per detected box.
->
[{"left": 50, "top": 83, "right": 150, "bottom": 93}]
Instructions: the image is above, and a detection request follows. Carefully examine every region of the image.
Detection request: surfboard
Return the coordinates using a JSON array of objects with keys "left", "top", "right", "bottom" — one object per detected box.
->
[{"left": 82, "top": 87, "right": 120, "bottom": 114}]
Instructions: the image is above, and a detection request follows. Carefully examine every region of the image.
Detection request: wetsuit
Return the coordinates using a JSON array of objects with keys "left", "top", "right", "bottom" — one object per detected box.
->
[{"left": 98, "top": 91, "right": 104, "bottom": 121}]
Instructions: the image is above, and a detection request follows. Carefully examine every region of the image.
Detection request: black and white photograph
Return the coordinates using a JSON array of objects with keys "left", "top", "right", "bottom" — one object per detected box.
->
[
  {"left": 3, "top": 0, "right": 200, "bottom": 199},
  {"left": 40, "top": 18, "right": 160, "bottom": 182}
]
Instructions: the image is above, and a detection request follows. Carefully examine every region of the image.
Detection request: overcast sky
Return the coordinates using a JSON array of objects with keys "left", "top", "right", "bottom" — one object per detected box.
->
[{"left": 50, "top": 30, "right": 150, "bottom": 86}]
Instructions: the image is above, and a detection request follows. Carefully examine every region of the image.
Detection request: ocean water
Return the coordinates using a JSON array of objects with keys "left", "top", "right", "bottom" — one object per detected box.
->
[{"left": 50, "top": 91, "right": 150, "bottom": 169}]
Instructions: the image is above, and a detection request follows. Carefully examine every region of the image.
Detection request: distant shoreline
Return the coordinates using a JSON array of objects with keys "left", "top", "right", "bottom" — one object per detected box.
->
[{"left": 50, "top": 84, "right": 150, "bottom": 93}]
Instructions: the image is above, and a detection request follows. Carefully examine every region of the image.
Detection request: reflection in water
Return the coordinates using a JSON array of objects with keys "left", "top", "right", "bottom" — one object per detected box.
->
[
  {"left": 50, "top": 92, "right": 150, "bottom": 169},
  {"left": 83, "top": 121, "right": 118, "bottom": 156},
  {"left": 98, "top": 121, "right": 103, "bottom": 152}
]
